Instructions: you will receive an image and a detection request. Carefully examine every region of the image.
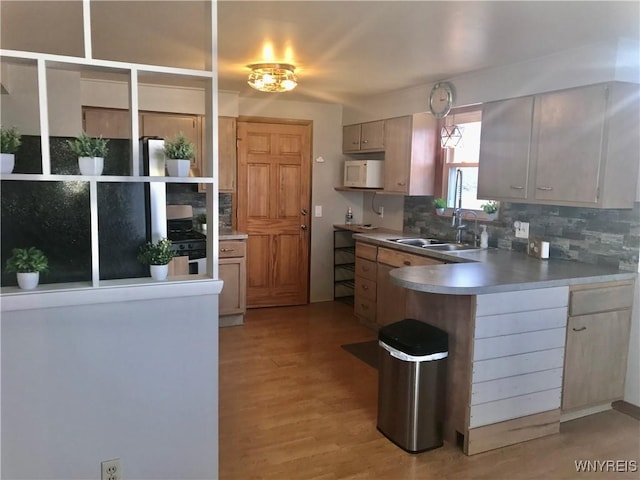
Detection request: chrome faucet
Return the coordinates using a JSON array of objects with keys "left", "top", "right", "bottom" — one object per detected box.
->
[
  {"left": 451, "top": 169, "right": 465, "bottom": 243},
  {"left": 450, "top": 169, "right": 479, "bottom": 245}
]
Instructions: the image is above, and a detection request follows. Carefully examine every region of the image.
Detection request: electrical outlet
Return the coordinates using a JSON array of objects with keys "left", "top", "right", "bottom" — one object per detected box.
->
[
  {"left": 101, "top": 458, "right": 122, "bottom": 480},
  {"left": 379, "top": 206, "right": 384, "bottom": 218},
  {"left": 514, "top": 221, "right": 530, "bottom": 239}
]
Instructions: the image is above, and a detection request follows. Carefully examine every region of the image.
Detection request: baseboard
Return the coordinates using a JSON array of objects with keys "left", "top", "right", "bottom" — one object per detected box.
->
[
  {"left": 220, "top": 314, "right": 244, "bottom": 327},
  {"left": 612, "top": 400, "right": 640, "bottom": 420},
  {"left": 560, "top": 403, "right": 612, "bottom": 422}
]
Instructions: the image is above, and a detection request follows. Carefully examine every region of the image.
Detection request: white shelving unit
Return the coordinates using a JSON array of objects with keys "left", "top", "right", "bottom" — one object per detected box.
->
[{"left": 0, "top": 5, "right": 219, "bottom": 298}]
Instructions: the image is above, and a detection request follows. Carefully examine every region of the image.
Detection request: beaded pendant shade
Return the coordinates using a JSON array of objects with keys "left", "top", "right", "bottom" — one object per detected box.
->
[{"left": 247, "top": 63, "right": 297, "bottom": 93}]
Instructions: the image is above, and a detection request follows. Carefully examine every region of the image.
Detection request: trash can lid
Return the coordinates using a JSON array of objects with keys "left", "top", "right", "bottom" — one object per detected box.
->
[{"left": 379, "top": 319, "right": 448, "bottom": 356}]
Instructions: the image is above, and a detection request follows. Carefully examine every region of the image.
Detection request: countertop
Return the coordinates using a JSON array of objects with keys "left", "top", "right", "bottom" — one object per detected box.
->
[
  {"left": 219, "top": 229, "right": 248, "bottom": 241},
  {"left": 353, "top": 231, "right": 636, "bottom": 295}
]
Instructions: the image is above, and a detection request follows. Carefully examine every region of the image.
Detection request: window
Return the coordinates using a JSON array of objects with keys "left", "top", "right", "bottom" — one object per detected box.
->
[{"left": 440, "top": 107, "right": 490, "bottom": 211}]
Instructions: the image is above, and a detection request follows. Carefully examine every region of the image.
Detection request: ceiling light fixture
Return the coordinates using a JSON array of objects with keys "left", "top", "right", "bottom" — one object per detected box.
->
[
  {"left": 440, "top": 125, "right": 464, "bottom": 148},
  {"left": 247, "top": 63, "right": 297, "bottom": 93}
]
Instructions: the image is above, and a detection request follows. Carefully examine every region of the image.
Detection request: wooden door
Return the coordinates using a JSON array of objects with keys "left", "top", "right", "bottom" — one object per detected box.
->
[{"left": 237, "top": 121, "right": 311, "bottom": 307}]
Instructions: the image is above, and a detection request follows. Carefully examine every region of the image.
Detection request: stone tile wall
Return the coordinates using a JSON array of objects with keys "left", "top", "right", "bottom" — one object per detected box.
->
[{"left": 404, "top": 196, "right": 640, "bottom": 272}]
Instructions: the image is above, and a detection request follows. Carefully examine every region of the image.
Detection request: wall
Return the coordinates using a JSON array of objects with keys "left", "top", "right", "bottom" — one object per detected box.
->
[
  {"left": 238, "top": 97, "right": 350, "bottom": 302},
  {"left": 2, "top": 295, "right": 219, "bottom": 479}
]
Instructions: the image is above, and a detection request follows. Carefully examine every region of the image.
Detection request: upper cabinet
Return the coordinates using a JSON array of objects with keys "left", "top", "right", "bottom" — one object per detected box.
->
[
  {"left": 140, "top": 112, "right": 201, "bottom": 172},
  {"left": 383, "top": 113, "right": 437, "bottom": 195},
  {"left": 478, "top": 82, "right": 640, "bottom": 208},
  {"left": 342, "top": 120, "right": 385, "bottom": 153},
  {"left": 477, "top": 97, "right": 533, "bottom": 201}
]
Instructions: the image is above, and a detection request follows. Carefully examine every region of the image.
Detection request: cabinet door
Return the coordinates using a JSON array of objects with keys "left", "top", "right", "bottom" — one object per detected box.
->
[
  {"left": 477, "top": 97, "right": 533, "bottom": 200},
  {"left": 83, "top": 107, "right": 131, "bottom": 139},
  {"left": 360, "top": 120, "right": 384, "bottom": 151},
  {"left": 376, "top": 263, "right": 407, "bottom": 327},
  {"left": 562, "top": 310, "right": 631, "bottom": 411},
  {"left": 218, "top": 116, "right": 237, "bottom": 192},
  {"left": 531, "top": 84, "right": 606, "bottom": 204},
  {"left": 383, "top": 116, "right": 412, "bottom": 193},
  {"left": 342, "top": 124, "right": 361, "bottom": 152},
  {"left": 141, "top": 112, "right": 201, "bottom": 169},
  {"left": 219, "top": 256, "right": 246, "bottom": 315}
]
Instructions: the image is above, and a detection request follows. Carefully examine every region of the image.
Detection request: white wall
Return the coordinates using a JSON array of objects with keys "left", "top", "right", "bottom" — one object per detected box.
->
[
  {"left": 238, "top": 97, "right": 356, "bottom": 302},
  {"left": 1, "top": 294, "right": 218, "bottom": 479}
]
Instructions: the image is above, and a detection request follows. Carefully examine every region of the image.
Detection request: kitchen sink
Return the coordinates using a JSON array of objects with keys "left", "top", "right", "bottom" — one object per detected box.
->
[
  {"left": 422, "top": 243, "right": 480, "bottom": 252},
  {"left": 388, "top": 238, "right": 447, "bottom": 247}
]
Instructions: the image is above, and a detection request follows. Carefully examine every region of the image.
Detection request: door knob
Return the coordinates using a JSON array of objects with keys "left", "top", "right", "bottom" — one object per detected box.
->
[
  {"left": 301, "top": 224, "right": 308, "bottom": 230},
  {"left": 301, "top": 208, "right": 308, "bottom": 216}
]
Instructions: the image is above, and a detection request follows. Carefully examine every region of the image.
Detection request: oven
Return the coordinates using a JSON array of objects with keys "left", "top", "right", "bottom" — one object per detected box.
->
[{"left": 167, "top": 206, "right": 206, "bottom": 275}]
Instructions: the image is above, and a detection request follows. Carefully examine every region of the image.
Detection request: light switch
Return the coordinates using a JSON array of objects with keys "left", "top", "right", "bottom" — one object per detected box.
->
[{"left": 315, "top": 205, "right": 322, "bottom": 217}]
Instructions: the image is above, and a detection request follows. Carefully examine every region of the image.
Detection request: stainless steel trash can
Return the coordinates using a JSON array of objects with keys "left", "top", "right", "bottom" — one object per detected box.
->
[{"left": 377, "top": 318, "right": 448, "bottom": 453}]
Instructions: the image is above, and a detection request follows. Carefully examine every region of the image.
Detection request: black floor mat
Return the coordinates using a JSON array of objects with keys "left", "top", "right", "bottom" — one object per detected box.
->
[{"left": 341, "top": 340, "right": 379, "bottom": 369}]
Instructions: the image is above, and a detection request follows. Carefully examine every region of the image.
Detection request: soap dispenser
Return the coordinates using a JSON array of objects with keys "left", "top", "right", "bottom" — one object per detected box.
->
[{"left": 480, "top": 225, "right": 489, "bottom": 249}]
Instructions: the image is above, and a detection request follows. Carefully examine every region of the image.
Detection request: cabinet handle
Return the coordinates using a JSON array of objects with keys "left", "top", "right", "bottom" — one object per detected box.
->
[
  {"left": 510, "top": 185, "right": 524, "bottom": 190},
  {"left": 572, "top": 326, "right": 587, "bottom": 332},
  {"left": 361, "top": 303, "right": 369, "bottom": 310},
  {"left": 220, "top": 248, "right": 235, "bottom": 252},
  {"left": 362, "top": 139, "right": 369, "bottom": 144},
  {"left": 537, "top": 186, "right": 553, "bottom": 191},
  {"left": 397, "top": 181, "right": 406, "bottom": 186},
  {"left": 403, "top": 260, "right": 411, "bottom": 266},
  {"left": 362, "top": 285, "right": 369, "bottom": 290}
]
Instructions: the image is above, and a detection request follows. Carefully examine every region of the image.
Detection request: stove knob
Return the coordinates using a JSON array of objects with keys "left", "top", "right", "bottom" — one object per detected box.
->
[{"left": 179, "top": 244, "right": 186, "bottom": 250}]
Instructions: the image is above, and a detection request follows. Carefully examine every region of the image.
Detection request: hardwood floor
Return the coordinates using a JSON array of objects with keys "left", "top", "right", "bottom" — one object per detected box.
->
[{"left": 219, "top": 301, "right": 640, "bottom": 480}]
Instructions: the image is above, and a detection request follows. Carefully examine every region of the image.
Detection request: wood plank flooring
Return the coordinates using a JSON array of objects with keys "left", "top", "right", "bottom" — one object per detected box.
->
[{"left": 219, "top": 301, "right": 640, "bottom": 480}]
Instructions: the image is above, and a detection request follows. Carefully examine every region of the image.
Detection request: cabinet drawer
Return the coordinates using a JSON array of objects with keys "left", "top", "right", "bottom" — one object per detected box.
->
[
  {"left": 356, "top": 242, "right": 377, "bottom": 261},
  {"left": 219, "top": 240, "right": 246, "bottom": 258},
  {"left": 377, "top": 247, "right": 443, "bottom": 268},
  {"left": 356, "top": 276, "right": 376, "bottom": 302},
  {"left": 569, "top": 281, "right": 634, "bottom": 316},
  {"left": 354, "top": 297, "right": 376, "bottom": 323},
  {"left": 355, "top": 258, "right": 377, "bottom": 281}
]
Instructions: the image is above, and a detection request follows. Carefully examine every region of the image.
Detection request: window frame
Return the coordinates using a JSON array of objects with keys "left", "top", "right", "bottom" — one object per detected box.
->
[{"left": 435, "top": 104, "right": 498, "bottom": 221}]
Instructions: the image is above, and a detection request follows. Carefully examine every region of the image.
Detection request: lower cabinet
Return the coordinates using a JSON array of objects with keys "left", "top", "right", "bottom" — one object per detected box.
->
[
  {"left": 219, "top": 240, "right": 247, "bottom": 320},
  {"left": 562, "top": 280, "right": 634, "bottom": 411},
  {"left": 354, "top": 242, "right": 377, "bottom": 329}
]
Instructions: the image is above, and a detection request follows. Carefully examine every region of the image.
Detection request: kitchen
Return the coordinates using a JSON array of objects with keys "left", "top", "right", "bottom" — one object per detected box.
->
[{"left": 1, "top": 1, "right": 639, "bottom": 479}]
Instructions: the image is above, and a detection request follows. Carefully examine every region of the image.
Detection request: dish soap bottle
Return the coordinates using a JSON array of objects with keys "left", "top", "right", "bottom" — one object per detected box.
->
[
  {"left": 345, "top": 207, "right": 353, "bottom": 225},
  {"left": 480, "top": 225, "right": 489, "bottom": 249}
]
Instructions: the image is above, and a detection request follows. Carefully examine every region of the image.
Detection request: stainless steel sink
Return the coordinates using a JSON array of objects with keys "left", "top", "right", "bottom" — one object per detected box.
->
[
  {"left": 388, "top": 238, "right": 447, "bottom": 247},
  {"left": 422, "top": 243, "right": 480, "bottom": 252}
]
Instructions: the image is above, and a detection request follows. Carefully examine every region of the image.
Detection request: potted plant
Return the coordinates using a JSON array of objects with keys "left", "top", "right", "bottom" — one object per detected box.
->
[
  {"left": 196, "top": 213, "right": 207, "bottom": 232},
  {"left": 1, "top": 126, "right": 21, "bottom": 174},
  {"left": 67, "top": 132, "right": 109, "bottom": 175},
  {"left": 481, "top": 200, "right": 499, "bottom": 220},
  {"left": 433, "top": 197, "right": 447, "bottom": 215},
  {"left": 5, "top": 247, "right": 48, "bottom": 290},
  {"left": 163, "top": 133, "right": 194, "bottom": 177},
  {"left": 137, "top": 238, "right": 176, "bottom": 281}
]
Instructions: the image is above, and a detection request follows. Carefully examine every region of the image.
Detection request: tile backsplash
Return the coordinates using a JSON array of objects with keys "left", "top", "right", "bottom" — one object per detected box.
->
[
  {"left": 166, "top": 185, "right": 232, "bottom": 228},
  {"left": 404, "top": 197, "right": 639, "bottom": 272}
]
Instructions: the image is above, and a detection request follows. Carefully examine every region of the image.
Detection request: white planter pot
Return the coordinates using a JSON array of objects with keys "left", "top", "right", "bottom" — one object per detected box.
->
[
  {"left": 436, "top": 208, "right": 445, "bottom": 215},
  {"left": 1, "top": 153, "right": 15, "bottom": 174},
  {"left": 78, "top": 156, "right": 104, "bottom": 176},
  {"left": 201, "top": 223, "right": 207, "bottom": 232},
  {"left": 487, "top": 212, "right": 498, "bottom": 221},
  {"left": 17, "top": 272, "right": 40, "bottom": 290},
  {"left": 150, "top": 264, "right": 169, "bottom": 281},
  {"left": 166, "top": 159, "right": 191, "bottom": 177}
]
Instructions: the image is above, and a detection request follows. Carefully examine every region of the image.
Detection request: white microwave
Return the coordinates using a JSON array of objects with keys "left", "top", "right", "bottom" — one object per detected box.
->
[{"left": 344, "top": 160, "right": 384, "bottom": 188}]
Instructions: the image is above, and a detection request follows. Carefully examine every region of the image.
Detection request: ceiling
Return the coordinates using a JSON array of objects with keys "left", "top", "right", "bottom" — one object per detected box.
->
[{"left": 1, "top": 1, "right": 638, "bottom": 104}]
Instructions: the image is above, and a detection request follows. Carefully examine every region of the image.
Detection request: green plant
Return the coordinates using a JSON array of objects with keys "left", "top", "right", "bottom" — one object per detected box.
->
[
  {"left": 137, "top": 238, "right": 176, "bottom": 266},
  {"left": 433, "top": 197, "right": 447, "bottom": 209},
  {"left": 5, "top": 247, "right": 49, "bottom": 273},
  {"left": 67, "top": 132, "right": 109, "bottom": 157},
  {"left": 163, "top": 133, "right": 195, "bottom": 160},
  {"left": 196, "top": 213, "right": 207, "bottom": 224},
  {"left": 1, "top": 126, "right": 21, "bottom": 154},
  {"left": 481, "top": 200, "right": 499, "bottom": 214}
]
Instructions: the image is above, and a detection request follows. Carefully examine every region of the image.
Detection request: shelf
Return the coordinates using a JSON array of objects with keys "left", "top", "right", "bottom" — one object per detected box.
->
[
  {"left": 335, "top": 295, "right": 354, "bottom": 306},
  {"left": 0, "top": 174, "right": 216, "bottom": 183},
  {"left": 334, "top": 186, "right": 383, "bottom": 192},
  {"left": 335, "top": 279, "right": 355, "bottom": 289},
  {"left": 335, "top": 263, "right": 355, "bottom": 271},
  {"left": 335, "top": 246, "right": 355, "bottom": 254}
]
